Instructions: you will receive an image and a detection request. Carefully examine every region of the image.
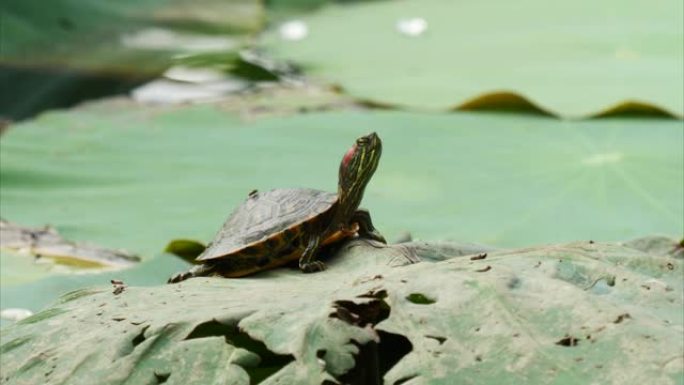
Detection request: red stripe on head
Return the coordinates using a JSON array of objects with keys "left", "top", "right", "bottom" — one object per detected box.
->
[{"left": 342, "top": 144, "right": 356, "bottom": 168}]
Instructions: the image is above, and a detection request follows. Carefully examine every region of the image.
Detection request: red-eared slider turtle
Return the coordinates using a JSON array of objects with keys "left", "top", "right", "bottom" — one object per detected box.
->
[{"left": 168, "top": 132, "right": 385, "bottom": 283}]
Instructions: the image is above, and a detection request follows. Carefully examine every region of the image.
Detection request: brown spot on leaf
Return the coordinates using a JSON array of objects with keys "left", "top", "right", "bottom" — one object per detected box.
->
[
  {"left": 475, "top": 265, "right": 491, "bottom": 273},
  {"left": 470, "top": 253, "right": 487, "bottom": 260},
  {"left": 614, "top": 313, "right": 631, "bottom": 324},
  {"left": 111, "top": 280, "right": 126, "bottom": 295}
]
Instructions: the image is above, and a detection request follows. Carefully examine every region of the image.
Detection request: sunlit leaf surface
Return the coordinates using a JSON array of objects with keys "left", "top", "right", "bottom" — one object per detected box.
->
[
  {"left": 1, "top": 106, "right": 680, "bottom": 260},
  {"left": 1, "top": 240, "right": 681, "bottom": 384}
]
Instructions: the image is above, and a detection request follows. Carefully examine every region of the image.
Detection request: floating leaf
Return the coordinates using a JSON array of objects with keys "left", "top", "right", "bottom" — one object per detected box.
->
[
  {"left": 0, "top": 219, "right": 139, "bottom": 268},
  {"left": 261, "top": 0, "right": 684, "bottom": 118},
  {"left": 1, "top": 105, "right": 681, "bottom": 261},
  {"left": 0, "top": 219, "right": 140, "bottom": 293}
]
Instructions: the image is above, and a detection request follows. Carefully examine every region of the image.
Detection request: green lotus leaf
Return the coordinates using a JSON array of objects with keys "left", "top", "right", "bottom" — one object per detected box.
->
[
  {"left": 261, "top": 0, "right": 684, "bottom": 118},
  {"left": 1, "top": 0, "right": 263, "bottom": 75},
  {"left": 1, "top": 240, "right": 681, "bottom": 384},
  {"left": 1, "top": 105, "right": 680, "bottom": 262}
]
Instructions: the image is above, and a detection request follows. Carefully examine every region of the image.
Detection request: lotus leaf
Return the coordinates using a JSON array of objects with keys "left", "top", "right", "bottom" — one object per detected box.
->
[{"left": 1, "top": 239, "right": 681, "bottom": 384}]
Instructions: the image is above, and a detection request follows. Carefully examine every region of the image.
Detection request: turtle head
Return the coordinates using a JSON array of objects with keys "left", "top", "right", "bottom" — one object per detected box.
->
[{"left": 338, "top": 132, "right": 382, "bottom": 206}]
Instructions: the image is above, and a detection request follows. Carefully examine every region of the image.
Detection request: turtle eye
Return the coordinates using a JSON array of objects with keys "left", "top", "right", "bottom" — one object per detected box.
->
[{"left": 356, "top": 137, "right": 368, "bottom": 145}]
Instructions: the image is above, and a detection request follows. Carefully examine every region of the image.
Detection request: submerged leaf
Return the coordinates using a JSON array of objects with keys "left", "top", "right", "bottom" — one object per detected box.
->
[
  {"left": 1, "top": 0, "right": 264, "bottom": 74},
  {"left": 164, "top": 239, "right": 206, "bottom": 264}
]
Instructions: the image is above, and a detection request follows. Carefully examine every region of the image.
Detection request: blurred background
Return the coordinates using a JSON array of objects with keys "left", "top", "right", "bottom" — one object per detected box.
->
[{"left": 0, "top": 0, "right": 682, "bottom": 321}]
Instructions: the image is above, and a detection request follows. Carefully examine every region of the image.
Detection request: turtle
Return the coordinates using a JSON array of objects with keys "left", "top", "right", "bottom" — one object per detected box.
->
[{"left": 168, "top": 132, "right": 385, "bottom": 283}]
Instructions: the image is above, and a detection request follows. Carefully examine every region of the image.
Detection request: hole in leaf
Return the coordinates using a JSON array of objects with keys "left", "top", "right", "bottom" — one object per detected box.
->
[
  {"left": 357, "top": 289, "right": 388, "bottom": 300},
  {"left": 331, "top": 297, "right": 413, "bottom": 385},
  {"left": 337, "top": 331, "right": 413, "bottom": 385},
  {"left": 394, "top": 375, "right": 418, "bottom": 385},
  {"left": 154, "top": 372, "right": 170, "bottom": 384},
  {"left": 378, "top": 331, "right": 413, "bottom": 377},
  {"left": 331, "top": 299, "right": 390, "bottom": 327},
  {"left": 555, "top": 335, "right": 580, "bottom": 347},
  {"left": 405, "top": 293, "right": 435, "bottom": 305},
  {"left": 425, "top": 335, "right": 447, "bottom": 345},
  {"left": 186, "top": 320, "right": 293, "bottom": 384},
  {"left": 118, "top": 325, "right": 151, "bottom": 357},
  {"left": 132, "top": 325, "right": 150, "bottom": 348}
]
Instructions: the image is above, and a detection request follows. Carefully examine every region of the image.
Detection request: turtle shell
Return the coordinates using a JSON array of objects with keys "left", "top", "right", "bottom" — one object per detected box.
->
[{"left": 197, "top": 188, "right": 338, "bottom": 261}]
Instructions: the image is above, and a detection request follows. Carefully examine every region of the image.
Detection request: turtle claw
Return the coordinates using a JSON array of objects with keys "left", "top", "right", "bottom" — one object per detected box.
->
[
  {"left": 368, "top": 231, "right": 387, "bottom": 244},
  {"left": 300, "top": 261, "right": 327, "bottom": 273},
  {"left": 167, "top": 271, "right": 193, "bottom": 284}
]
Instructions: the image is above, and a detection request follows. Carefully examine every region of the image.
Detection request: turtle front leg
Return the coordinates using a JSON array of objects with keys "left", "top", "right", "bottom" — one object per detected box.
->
[
  {"left": 299, "top": 234, "right": 326, "bottom": 273},
  {"left": 167, "top": 263, "right": 215, "bottom": 284},
  {"left": 352, "top": 209, "right": 386, "bottom": 244}
]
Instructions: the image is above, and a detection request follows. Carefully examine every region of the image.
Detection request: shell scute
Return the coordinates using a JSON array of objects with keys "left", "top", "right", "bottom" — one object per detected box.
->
[{"left": 197, "top": 188, "right": 337, "bottom": 261}]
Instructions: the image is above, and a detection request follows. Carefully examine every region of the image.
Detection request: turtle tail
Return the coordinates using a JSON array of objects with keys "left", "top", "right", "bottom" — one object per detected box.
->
[{"left": 167, "top": 264, "right": 215, "bottom": 284}]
